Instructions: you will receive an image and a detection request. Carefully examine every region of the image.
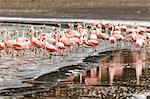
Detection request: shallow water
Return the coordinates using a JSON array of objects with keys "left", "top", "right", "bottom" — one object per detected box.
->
[
  {"left": 1, "top": 49, "right": 149, "bottom": 98},
  {"left": 41, "top": 49, "right": 150, "bottom": 99}
]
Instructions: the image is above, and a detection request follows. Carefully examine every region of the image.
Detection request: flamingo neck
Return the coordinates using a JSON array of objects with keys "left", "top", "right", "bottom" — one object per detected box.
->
[
  {"left": 4, "top": 30, "right": 11, "bottom": 43},
  {"left": 30, "top": 31, "right": 35, "bottom": 41},
  {"left": 110, "top": 26, "right": 115, "bottom": 36},
  {"left": 16, "top": 33, "right": 19, "bottom": 42},
  {"left": 4, "top": 31, "right": 7, "bottom": 43},
  {"left": 22, "top": 31, "right": 25, "bottom": 38}
]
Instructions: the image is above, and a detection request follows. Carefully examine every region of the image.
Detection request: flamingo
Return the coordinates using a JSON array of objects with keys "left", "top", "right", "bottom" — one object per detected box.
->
[
  {"left": 96, "top": 24, "right": 109, "bottom": 40},
  {"left": 42, "top": 37, "right": 59, "bottom": 58},
  {"left": 30, "top": 29, "right": 43, "bottom": 54},
  {"left": 0, "top": 31, "right": 6, "bottom": 50},
  {"left": 59, "top": 35, "right": 76, "bottom": 53},
  {"left": 106, "top": 25, "right": 119, "bottom": 48},
  {"left": 68, "top": 24, "right": 81, "bottom": 39},
  {"left": 0, "top": 42, "right": 5, "bottom": 50},
  {"left": 109, "top": 36, "right": 117, "bottom": 43},
  {"left": 70, "top": 37, "right": 82, "bottom": 46},
  {"left": 112, "top": 30, "right": 125, "bottom": 47},
  {"left": 130, "top": 31, "right": 138, "bottom": 42},
  {"left": 43, "top": 41, "right": 58, "bottom": 52},
  {"left": 96, "top": 29, "right": 109, "bottom": 40},
  {"left": 112, "top": 31, "right": 123, "bottom": 41},
  {"left": 0, "top": 41, "right": 5, "bottom": 57},
  {"left": 14, "top": 31, "right": 31, "bottom": 55},
  {"left": 3, "top": 29, "right": 26, "bottom": 57},
  {"left": 90, "top": 29, "right": 98, "bottom": 40},
  {"left": 135, "top": 37, "right": 145, "bottom": 47},
  {"left": 55, "top": 40, "right": 65, "bottom": 51},
  {"left": 84, "top": 39, "right": 100, "bottom": 52},
  {"left": 15, "top": 31, "right": 31, "bottom": 48},
  {"left": 95, "top": 24, "right": 109, "bottom": 47}
]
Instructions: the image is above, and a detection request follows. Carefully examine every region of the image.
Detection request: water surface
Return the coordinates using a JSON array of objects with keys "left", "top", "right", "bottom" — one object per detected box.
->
[{"left": 5, "top": 49, "right": 149, "bottom": 99}]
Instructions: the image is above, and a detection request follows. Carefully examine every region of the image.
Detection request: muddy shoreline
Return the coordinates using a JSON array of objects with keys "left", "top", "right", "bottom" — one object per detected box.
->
[
  {"left": 0, "top": 49, "right": 126, "bottom": 96},
  {"left": 0, "top": 0, "right": 150, "bottom": 21}
]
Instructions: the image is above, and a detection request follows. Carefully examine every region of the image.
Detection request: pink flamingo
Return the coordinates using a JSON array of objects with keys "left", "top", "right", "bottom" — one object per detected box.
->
[
  {"left": 59, "top": 35, "right": 76, "bottom": 53},
  {"left": 109, "top": 36, "right": 117, "bottom": 43},
  {"left": 0, "top": 41, "right": 5, "bottom": 50},
  {"left": 14, "top": 31, "right": 31, "bottom": 55},
  {"left": 95, "top": 24, "right": 109, "bottom": 47},
  {"left": 42, "top": 37, "right": 59, "bottom": 58},
  {"left": 15, "top": 31, "right": 31, "bottom": 49},
  {"left": 45, "top": 33, "right": 57, "bottom": 45},
  {"left": 68, "top": 25, "right": 82, "bottom": 39},
  {"left": 112, "top": 31, "right": 124, "bottom": 41},
  {"left": 84, "top": 39, "right": 100, "bottom": 52},
  {"left": 3, "top": 29, "right": 25, "bottom": 57},
  {"left": 30, "top": 29, "right": 43, "bottom": 54},
  {"left": 130, "top": 31, "right": 138, "bottom": 42},
  {"left": 135, "top": 37, "right": 145, "bottom": 47},
  {"left": 96, "top": 30, "right": 109, "bottom": 40},
  {"left": 55, "top": 40, "right": 65, "bottom": 51},
  {"left": 112, "top": 30, "right": 125, "bottom": 47},
  {"left": 70, "top": 37, "right": 83, "bottom": 50},
  {"left": 0, "top": 41, "right": 5, "bottom": 57},
  {"left": 90, "top": 29, "right": 98, "bottom": 40},
  {"left": 108, "top": 26, "right": 118, "bottom": 47}
]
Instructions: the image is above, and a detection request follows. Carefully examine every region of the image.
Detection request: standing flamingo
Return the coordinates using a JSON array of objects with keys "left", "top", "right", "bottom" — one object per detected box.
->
[
  {"left": 55, "top": 40, "right": 65, "bottom": 52},
  {"left": 42, "top": 36, "right": 59, "bottom": 59},
  {"left": 0, "top": 41, "right": 5, "bottom": 57},
  {"left": 59, "top": 34, "right": 76, "bottom": 53},
  {"left": 3, "top": 29, "right": 25, "bottom": 57},
  {"left": 84, "top": 39, "right": 100, "bottom": 52},
  {"left": 14, "top": 31, "right": 31, "bottom": 55},
  {"left": 90, "top": 28, "right": 98, "bottom": 40},
  {"left": 29, "top": 29, "right": 43, "bottom": 54}
]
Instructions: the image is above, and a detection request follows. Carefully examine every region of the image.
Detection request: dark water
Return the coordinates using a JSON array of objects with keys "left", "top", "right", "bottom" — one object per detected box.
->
[{"left": 0, "top": 49, "right": 150, "bottom": 99}]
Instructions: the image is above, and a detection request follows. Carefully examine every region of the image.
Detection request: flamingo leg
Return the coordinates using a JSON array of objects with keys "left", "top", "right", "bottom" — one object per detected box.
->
[
  {"left": 42, "top": 48, "right": 46, "bottom": 59},
  {"left": 11, "top": 49, "right": 15, "bottom": 58},
  {"left": 93, "top": 46, "right": 97, "bottom": 53}
]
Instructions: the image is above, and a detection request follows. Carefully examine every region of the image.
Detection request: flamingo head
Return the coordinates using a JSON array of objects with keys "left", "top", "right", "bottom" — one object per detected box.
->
[
  {"left": 14, "top": 30, "right": 20, "bottom": 37},
  {"left": 133, "top": 23, "right": 139, "bottom": 29},
  {"left": 139, "top": 28, "right": 146, "bottom": 34},
  {"left": 115, "top": 26, "right": 120, "bottom": 31},
  {"left": 1, "top": 28, "right": 7, "bottom": 34},
  {"left": 77, "top": 24, "right": 83, "bottom": 30}
]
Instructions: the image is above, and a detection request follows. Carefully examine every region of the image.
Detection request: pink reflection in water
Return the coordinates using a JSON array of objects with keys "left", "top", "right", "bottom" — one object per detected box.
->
[{"left": 62, "top": 50, "right": 148, "bottom": 86}]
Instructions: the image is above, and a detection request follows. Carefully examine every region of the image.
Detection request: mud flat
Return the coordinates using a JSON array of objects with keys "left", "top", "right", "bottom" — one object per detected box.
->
[{"left": 0, "top": 0, "right": 150, "bottom": 20}]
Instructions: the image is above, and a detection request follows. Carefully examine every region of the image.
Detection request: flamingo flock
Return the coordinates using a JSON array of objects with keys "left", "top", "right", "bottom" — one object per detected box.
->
[{"left": 0, "top": 21, "right": 150, "bottom": 58}]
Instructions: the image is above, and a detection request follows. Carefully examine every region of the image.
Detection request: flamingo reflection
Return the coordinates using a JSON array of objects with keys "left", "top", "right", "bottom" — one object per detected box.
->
[
  {"left": 62, "top": 50, "right": 148, "bottom": 86},
  {"left": 133, "top": 50, "right": 146, "bottom": 85},
  {"left": 84, "top": 68, "right": 99, "bottom": 85}
]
